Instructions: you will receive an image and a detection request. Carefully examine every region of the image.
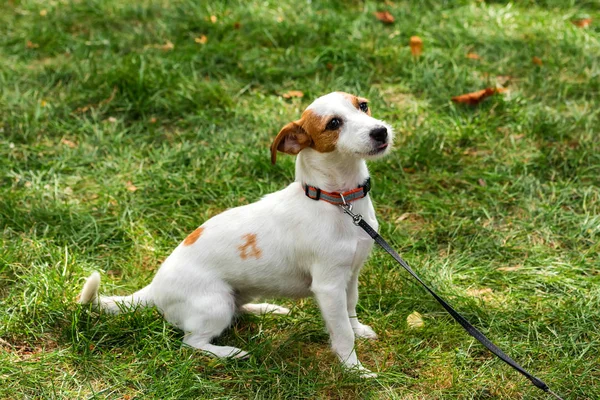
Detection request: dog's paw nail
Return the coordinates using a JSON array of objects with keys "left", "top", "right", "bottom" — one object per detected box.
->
[{"left": 360, "top": 370, "right": 378, "bottom": 378}]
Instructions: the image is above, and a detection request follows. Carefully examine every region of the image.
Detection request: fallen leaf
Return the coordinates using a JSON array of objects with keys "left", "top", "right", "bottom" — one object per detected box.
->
[
  {"left": 39, "top": 9, "right": 48, "bottom": 16},
  {"left": 61, "top": 138, "right": 77, "bottom": 148},
  {"left": 572, "top": 18, "right": 592, "bottom": 28},
  {"left": 160, "top": 41, "right": 174, "bottom": 51},
  {"left": 326, "top": 62, "right": 334, "bottom": 71},
  {"left": 497, "top": 265, "right": 521, "bottom": 272},
  {"left": 210, "top": 15, "right": 217, "bottom": 23},
  {"left": 40, "top": 100, "right": 48, "bottom": 107},
  {"left": 126, "top": 181, "right": 138, "bottom": 192},
  {"left": 396, "top": 213, "right": 412, "bottom": 222},
  {"left": 107, "top": 117, "right": 117, "bottom": 123},
  {"left": 374, "top": 11, "right": 395, "bottom": 24},
  {"left": 233, "top": 22, "right": 241, "bottom": 29},
  {"left": 451, "top": 87, "right": 505, "bottom": 105},
  {"left": 478, "top": 178, "right": 486, "bottom": 187},
  {"left": 532, "top": 56, "right": 543, "bottom": 66},
  {"left": 466, "top": 52, "right": 480, "bottom": 60},
  {"left": 276, "top": 16, "right": 284, "bottom": 23},
  {"left": 195, "top": 35, "right": 208, "bottom": 44},
  {"left": 282, "top": 90, "right": 304, "bottom": 99},
  {"left": 511, "top": 133, "right": 525, "bottom": 141},
  {"left": 150, "top": 117, "right": 157, "bottom": 124},
  {"left": 466, "top": 287, "right": 493, "bottom": 297},
  {"left": 406, "top": 311, "right": 424, "bottom": 329},
  {"left": 26, "top": 40, "right": 39, "bottom": 49},
  {"left": 409, "top": 36, "right": 423, "bottom": 57}
]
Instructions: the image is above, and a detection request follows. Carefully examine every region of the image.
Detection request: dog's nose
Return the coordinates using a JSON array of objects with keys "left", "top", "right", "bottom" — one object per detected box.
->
[{"left": 369, "top": 127, "right": 388, "bottom": 143}]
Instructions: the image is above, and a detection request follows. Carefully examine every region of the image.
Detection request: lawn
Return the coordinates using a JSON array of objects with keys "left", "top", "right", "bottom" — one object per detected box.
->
[{"left": 1, "top": 0, "right": 599, "bottom": 398}]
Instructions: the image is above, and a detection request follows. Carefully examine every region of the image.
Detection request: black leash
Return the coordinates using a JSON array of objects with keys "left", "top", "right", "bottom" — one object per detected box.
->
[{"left": 339, "top": 203, "right": 564, "bottom": 400}]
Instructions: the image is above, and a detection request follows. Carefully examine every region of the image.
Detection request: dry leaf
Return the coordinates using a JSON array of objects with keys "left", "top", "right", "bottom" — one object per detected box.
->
[
  {"left": 451, "top": 87, "right": 506, "bottom": 105},
  {"left": 326, "top": 62, "right": 334, "bottom": 71},
  {"left": 466, "top": 288, "right": 493, "bottom": 297},
  {"left": 61, "top": 138, "right": 77, "bottom": 148},
  {"left": 160, "top": 41, "right": 174, "bottom": 51},
  {"left": 497, "top": 265, "right": 521, "bottom": 272},
  {"left": 374, "top": 11, "right": 395, "bottom": 24},
  {"left": 572, "top": 18, "right": 592, "bottom": 28},
  {"left": 195, "top": 35, "right": 208, "bottom": 44},
  {"left": 282, "top": 90, "right": 304, "bottom": 99},
  {"left": 39, "top": 9, "right": 48, "bottom": 16},
  {"left": 532, "top": 56, "right": 543, "bottom": 66},
  {"left": 409, "top": 36, "right": 423, "bottom": 57},
  {"left": 210, "top": 15, "right": 217, "bottom": 23},
  {"left": 478, "top": 178, "right": 486, "bottom": 187},
  {"left": 406, "top": 311, "right": 424, "bottom": 329},
  {"left": 107, "top": 117, "right": 117, "bottom": 123},
  {"left": 40, "top": 100, "right": 48, "bottom": 107},
  {"left": 26, "top": 40, "right": 39, "bottom": 49},
  {"left": 150, "top": 117, "right": 157, "bottom": 124},
  {"left": 233, "top": 22, "right": 241, "bottom": 29},
  {"left": 466, "top": 52, "right": 481, "bottom": 60},
  {"left": 396, "top": 213, "right": 412, "bottom": 222},
  {"left": 126, "top": 181, "right": 138, "bottom": 192}
]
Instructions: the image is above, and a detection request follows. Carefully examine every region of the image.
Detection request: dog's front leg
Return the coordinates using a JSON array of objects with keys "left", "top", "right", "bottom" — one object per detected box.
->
[
  {"left": 312, "top": 276, "right": 375, "bottom": 377},
  {"left": 347, "top": 272, "right": 378, "bottom": 340}
]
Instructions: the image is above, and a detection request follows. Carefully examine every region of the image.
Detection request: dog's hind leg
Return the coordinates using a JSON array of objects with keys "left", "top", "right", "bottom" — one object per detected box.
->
[
  {"left": 178, "top": 282, "right": 249, "bottom": 359},
  {"left": 240, "top": 303, "right": 290, "bottom": 315}
]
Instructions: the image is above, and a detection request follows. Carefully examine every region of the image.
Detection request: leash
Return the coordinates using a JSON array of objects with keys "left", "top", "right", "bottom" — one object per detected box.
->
[{"left": 338, "top": 199, "right": 564, "bottom": 400}]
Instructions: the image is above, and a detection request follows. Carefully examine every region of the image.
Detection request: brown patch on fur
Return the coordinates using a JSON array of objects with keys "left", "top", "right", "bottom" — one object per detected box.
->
[
  {"left": 270, "top": 92, "right": 371, "bottom": 163},
  {"left": 300, "top": 109, "right": 339, "bottom": 153},
  {"left": 183, "top": 227, "right": 204, "bottom": 246},
  {"left": 238, "top": 233, "right": 262, "bottom": 260}
]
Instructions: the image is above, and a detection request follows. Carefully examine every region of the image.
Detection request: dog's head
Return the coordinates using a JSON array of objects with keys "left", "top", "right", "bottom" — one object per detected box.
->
[{"left": 270, "top": 92, "right": 394, "bottom": 164}]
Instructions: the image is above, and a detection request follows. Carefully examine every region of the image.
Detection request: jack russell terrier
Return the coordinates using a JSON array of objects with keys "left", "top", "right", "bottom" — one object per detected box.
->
[{"left": 78, "top": 91, "right": 394, "bottom": 377}]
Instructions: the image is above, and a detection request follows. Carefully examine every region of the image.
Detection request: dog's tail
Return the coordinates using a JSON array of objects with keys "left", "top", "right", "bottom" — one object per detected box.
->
[{"left": 77, "top": 272, "right": 154, "bottom": 314}]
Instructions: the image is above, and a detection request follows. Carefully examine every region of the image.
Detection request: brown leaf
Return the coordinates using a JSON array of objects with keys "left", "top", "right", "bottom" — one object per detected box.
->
[
  {"left": 26, "top": 40, "right": 39, "bottom": 49},
  {"left": 210, "top": 15, "right": 217, "bottom": 23},
  {"left": 466, "top": 52, "right": 481, "bottom": 60},
  {"left": 195, "top": 35, "right": 208, "bottom": 44},
  {"left": 326, "top": 62, "right": 334, "bottom": 71},
  {"left": 233, "top": 22, "right": 241, "bottom": 30},
  {"left": 126, "top": 181, "right": 138, "bottom": 192},
  {"left": 282, "top": 90, "right": 304, "bottom": 99},
  {"left": 478, "top": 178, "right": 486, "bottom": 187},
  {"left": 61, "top": 138, "right": 77, "bottom": 148},
  {"left": 451, "top": 87, "right": 504, "bottom": 105},
  {"left": 409, "top": 36, "right": 423, "bottom": 57},
  {"left": 149, "top": 117, "right": 158, "bottom": 124},
  {"left": 374, "top": 11, "right": 395, "bottom": 24},
  {"left": 572, "top": 18, "right": 592, "bottom": 28},
  {"left": 532, "top": 56, "right": 543, "bottom": 66}
]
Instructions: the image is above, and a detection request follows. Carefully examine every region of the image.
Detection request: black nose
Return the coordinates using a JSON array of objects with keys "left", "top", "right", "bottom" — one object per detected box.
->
[{"left": 369, "top": 127, "right": 388, "bottom": 143}]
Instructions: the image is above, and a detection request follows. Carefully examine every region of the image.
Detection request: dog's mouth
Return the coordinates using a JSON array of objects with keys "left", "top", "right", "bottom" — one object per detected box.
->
[{"left": 365, "top": 143, "right": 389, "bottom": 156}]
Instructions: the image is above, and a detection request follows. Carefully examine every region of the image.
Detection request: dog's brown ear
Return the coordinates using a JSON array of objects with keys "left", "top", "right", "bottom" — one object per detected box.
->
[{"left": 270, "top": 121, "right": 312, "bottom": 164}]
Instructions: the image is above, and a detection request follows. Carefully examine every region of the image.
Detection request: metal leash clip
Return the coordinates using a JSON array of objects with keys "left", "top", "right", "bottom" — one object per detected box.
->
[{"left": 339, "top": 193, "right": 363, "bottom": 226}]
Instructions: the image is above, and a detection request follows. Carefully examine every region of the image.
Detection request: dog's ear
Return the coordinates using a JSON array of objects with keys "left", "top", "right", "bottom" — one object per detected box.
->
[{"left": 270, "top": 121, "right": 312, "bottom": 164}]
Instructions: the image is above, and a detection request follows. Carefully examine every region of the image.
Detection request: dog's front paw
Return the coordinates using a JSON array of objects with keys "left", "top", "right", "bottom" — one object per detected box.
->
[
  {"left": 353, "top": 323, "right": 378, "bottom": 340},
  {"left": 347, "top": 364, "right": 378, "bottom": 378}
]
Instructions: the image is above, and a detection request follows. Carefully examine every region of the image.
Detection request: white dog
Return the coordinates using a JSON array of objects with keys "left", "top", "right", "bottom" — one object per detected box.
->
[{"left": 78, "top": 91, "right": 393, "bottom": 376}]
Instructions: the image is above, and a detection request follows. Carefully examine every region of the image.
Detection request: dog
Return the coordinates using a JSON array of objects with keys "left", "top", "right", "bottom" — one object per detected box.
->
[{"left": 78, "top": 91, "right": 393, "bottom": 377}]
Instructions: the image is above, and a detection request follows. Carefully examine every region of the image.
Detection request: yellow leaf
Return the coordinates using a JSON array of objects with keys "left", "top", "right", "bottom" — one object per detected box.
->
[
  {"left": 126, "top": 181, "right": 138, "bottom": 192},
  {"left": 39, "top": 9, "right": 48, "bottom": 16},
  {"left": 409, "top": 36, "right": 423, "bottom": 57},
  {"left": 210, "top": 15, "right": 217, "bottom": 23},
  {"left": 407, "top": 311, "right": 424, "bottom": 329}
]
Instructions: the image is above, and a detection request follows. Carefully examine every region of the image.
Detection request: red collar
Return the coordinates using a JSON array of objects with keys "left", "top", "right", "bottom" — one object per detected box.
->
[{"left": 303, "top": 178, "right": 371, "bottom": 205}]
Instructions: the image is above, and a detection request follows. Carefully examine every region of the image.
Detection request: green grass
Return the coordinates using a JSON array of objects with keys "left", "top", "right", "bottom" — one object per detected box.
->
[{"left": 1, "top": 0, "right": 599, "bottom": 398}]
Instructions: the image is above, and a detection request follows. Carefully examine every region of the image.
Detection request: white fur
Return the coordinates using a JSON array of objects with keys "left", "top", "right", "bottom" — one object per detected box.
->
[{"left": 78, "top": 92, "right": 393, "bottom": 376}]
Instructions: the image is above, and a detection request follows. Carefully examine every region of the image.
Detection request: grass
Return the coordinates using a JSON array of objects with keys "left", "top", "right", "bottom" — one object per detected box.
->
[{"left": 1, "top": 0, "right": 599, "bottom": 398}]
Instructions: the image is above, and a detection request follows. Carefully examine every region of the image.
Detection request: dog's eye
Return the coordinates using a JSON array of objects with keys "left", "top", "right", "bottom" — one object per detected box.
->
[
  {"left": 359, "top": 102, "right": 369, "bottom": 113},
  {"left": 326, "top": 118, "right": 342, "bottom": 130}
]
